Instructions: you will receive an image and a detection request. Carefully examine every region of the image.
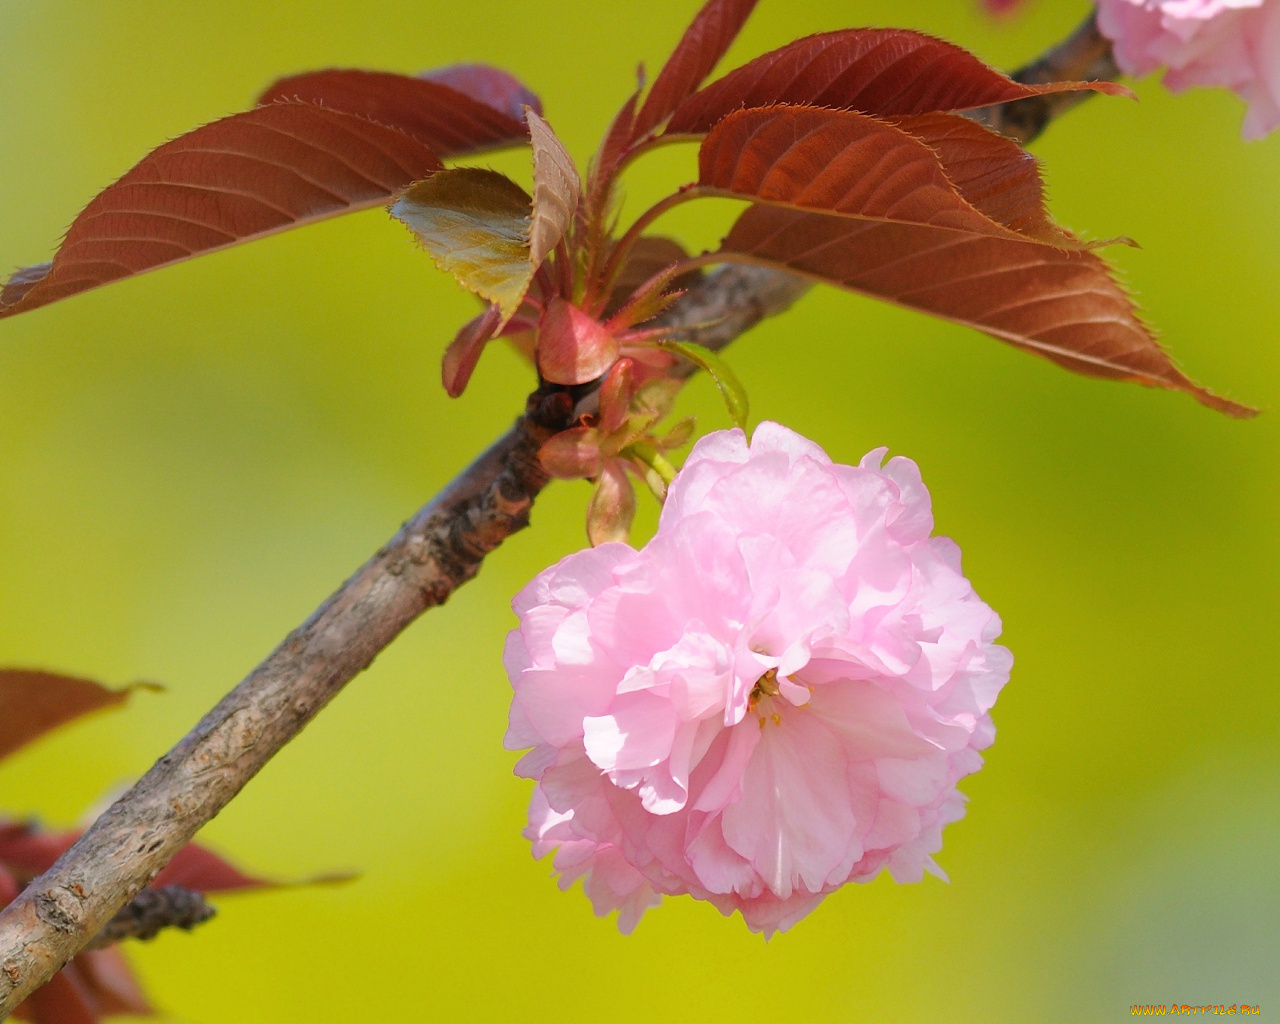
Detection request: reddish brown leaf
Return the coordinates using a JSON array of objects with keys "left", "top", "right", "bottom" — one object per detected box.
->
[
  {"left": 888, "top": 112, "right": 1089, "bottom": 249},
  {"left": 151, "top": 842, "right": 271, "bottom": 893},
  {"left": 0, "top": 104, "right": 444, "bottom": 320},
  {"left": 418, "top": 63, "right": 543, "bottom": 122},
  {"left": 631, "top": 0, "right": 761, "bottom": 140},
  {"left": 0, "top": 820, "right": 73, "bottom": 878},
  {"left": 13, "top": 970, "right": 103, "bottom": 1024},
  {"left": 701, "top": 106, "right": 1251, "bottom": 416},
  {"left": 0, "top": 669, "right": 147, "bottom": 761},
  {"left": 596, "top": 88, "right": 640, "bottom": 183},
  {"left": 257, "top": 68, "right": 531, "bottom": 154},
  {"left": 666, "top": 28, "right": 1128, "bottom": 135},
  {"left": 12, "top": 947, "right": 153, "bottom": 1024},
  {"left": 442, "top": 305, "right": 503, "bottom": 397},
  {"left": 526, "top": 111, "right": 581, "bottom": 269}
]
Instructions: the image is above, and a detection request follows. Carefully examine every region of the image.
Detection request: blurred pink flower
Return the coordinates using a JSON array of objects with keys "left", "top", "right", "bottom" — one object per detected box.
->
[
  {"left": 505, "top": 423, "right": 1011, "bottom": 935},
  {"left": 1096, "top": 0, "right": 1280, "bottom": 138}
]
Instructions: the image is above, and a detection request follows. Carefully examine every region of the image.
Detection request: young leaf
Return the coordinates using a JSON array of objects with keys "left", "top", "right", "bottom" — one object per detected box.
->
[
  {"left": 657, "top": 339, "right": 749, "bottom": 429},
  {"left": 258, "top": 68, "right": 532, "bottom": 155},
  {"left": 604, "top": 235, "right": 699, "bottom": 318},
  {"left": 0, "top": 104, "right": 444, "bottom": 320},
  {"left": 526, "top": 111, "right": 581, "bottom": 269},
  {"left": 587, "top": 462, "right": 638, "bottom": 546},
  {"left": 418, "top": 63, "right": 544, "bottom": 122},
  {"left": 666, "top": 28, "right": 1128, "bottom": 135},
  {"left": 539, "top": 426, "right": 607, "bottom": 479},
  {"left": 631, "top": 0, "right": 760, "bottom": 140},
  {"left": 390, "top": 168, "right": 532, "bottom": 321},
  {"left": 702, "top": 106, "right": 1252, "bottom": 416},
  {"left": 0, "top": 669, "right": 151, "bottom": 761},
  {"left": 442, "top": 305, "right": 503, "bottom": 397}
]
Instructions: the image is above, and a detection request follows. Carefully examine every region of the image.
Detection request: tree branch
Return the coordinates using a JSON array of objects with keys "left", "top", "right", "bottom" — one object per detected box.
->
[
  {"left": 83, "top": 886, "right": 215, "bottom": 951},
  {"left": 974, "top": 10, "right": 1120, "bottom": 144},
  {"left": 0, "top": 264, "right": 800, "bottom": 1017},
  {"left": 0, "top": 16, "right": 1126, "bottom": 1013}
]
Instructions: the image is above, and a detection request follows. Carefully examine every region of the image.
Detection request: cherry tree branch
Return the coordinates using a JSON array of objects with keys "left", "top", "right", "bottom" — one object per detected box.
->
[
  {"left": 0, "top": 17, "right": 1124, "bottom": 1014},
  {"left": 83, "top": 886, "right": 215, "bottom": 951},
  {"left": 974, "top": 10, "right": 1120, "bottom": 144},
  {"left": 0, "top": 265, "right": 800, "bottom": 1017}
]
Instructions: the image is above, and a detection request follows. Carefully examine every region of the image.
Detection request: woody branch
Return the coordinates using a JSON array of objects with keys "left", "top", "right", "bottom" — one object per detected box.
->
[{"left": 0, "top": 16, "right": 1118, "bottom": 1016}]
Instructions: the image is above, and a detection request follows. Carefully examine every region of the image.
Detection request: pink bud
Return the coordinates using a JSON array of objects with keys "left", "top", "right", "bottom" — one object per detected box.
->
[
  {"left": 537, "top": 298, "right": 621, "bottom": 385},
  {"left": 598, "top": 358, "right": 638, "bottom": 434}
]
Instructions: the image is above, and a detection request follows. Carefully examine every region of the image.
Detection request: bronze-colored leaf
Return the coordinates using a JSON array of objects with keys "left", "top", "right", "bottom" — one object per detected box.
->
[
  {"left": 0, "top": 104, "right": 444, "bottom": 320},
  {"left": 390, "top": 168, "right": 533, "bottom": 321},
  {"left": 0, "top": 669, "right": 150, "bottom": 761},
  {"left": 526, "top": 111, "right": 581, "bottom": 269},
  {"left": 631, "top": 0, "right": 761, "bottom": 140},
  {"left": 258, "top": 67, "right": 532, "bottom": 153},
  {"left": 667, "top": 28, "right": 1128, "bottom": 135},
  {"left": 888, "top": 112, "right": 1091, "bottom": 249},
  {"left": 701, "top": 106, "right": 1252, "bottom": 416}
]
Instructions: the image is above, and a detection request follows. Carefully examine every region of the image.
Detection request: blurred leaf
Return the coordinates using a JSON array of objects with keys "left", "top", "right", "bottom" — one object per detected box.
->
[
  {"left": 0, "top": 105, "right": 444, "bottom": 320},
  {"left": 657, "top": 339, "right": 749, "bottom": 429},
  {"left": 0, "top": 670, "right": 151, "bottom": 762},
  {"left": 418, "top": 63, "right": 544, "bottom": 122},
  {"left": 702, "top": 106, "right": 1252, "bottom": 416},
  {"left": 631, "top": 0, "right": 761, "bottom": 140},
  {"left": 666, "top": 27, "right": 1129, "bottom": 135},
  {"left": 390, "top": 168, "right": 532, "bottom": 321},
  {"left": 526, "top": 110, "right": 581, "bottom": 269}
]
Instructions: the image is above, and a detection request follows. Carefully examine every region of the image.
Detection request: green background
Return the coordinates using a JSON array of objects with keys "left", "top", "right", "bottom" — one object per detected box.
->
[{"left": 1, "top": 1, "right": 1276, "bottom": 1020}]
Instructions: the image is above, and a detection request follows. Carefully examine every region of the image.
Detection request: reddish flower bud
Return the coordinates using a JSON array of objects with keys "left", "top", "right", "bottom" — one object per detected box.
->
[{"left": 537, "top": 298, "right": 620, "bottom": 385}]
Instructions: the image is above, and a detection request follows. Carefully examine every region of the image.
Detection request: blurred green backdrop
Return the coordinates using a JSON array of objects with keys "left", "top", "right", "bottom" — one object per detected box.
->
[{"left": 1, "top": 1, "right": 1276, "bottom": 1021}]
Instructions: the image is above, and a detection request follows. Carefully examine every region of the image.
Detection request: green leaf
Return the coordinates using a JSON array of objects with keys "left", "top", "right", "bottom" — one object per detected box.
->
[
  {"left": 657, "top": 339, "right": 749, "bottom": 430},
  {"left": 390, "top": 168, "right": 533, "bottom": 321}
]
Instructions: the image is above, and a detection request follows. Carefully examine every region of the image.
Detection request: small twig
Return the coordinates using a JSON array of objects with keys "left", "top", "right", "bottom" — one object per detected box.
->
[
  {"left": 974, "top": 10, "right": 1121, "bottom": 144},
  {"left": 83, "top": 886, "right": 215, "bottom": 951}
]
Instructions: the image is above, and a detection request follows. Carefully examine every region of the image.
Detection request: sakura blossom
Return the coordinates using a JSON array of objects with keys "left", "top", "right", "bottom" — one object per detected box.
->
[
  {"left": 1095, "top": 0, "right": 1280, "bottom": 138},
  {"left": 504, "top": 422, "right": 1011, "bottom": 934}
]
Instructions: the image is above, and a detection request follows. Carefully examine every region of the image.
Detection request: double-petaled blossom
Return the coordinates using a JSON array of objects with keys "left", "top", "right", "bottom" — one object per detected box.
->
[
  {"left": 504, "top": 423, "right": 1011, "bottom": 935},
  {"left": 1096, "top": 0, "right": 1280, "bottom": 139},
  {"left": 984, "top": 0, "right": 1280, "bottom": 138}
]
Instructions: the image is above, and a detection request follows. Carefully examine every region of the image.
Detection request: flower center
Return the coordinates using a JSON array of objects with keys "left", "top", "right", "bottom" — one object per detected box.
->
[{"left": 748, "top": 668, "right": 784, "bottom": 729}]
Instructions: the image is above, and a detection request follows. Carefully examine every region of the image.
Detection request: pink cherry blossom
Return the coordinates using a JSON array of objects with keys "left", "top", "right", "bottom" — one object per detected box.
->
[
  {"left": 1095, "top": 0, "right": 1280, "bottom": 138},
  {"left": 504, "top": 422, "right": 1011, "bottom": 935}
]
